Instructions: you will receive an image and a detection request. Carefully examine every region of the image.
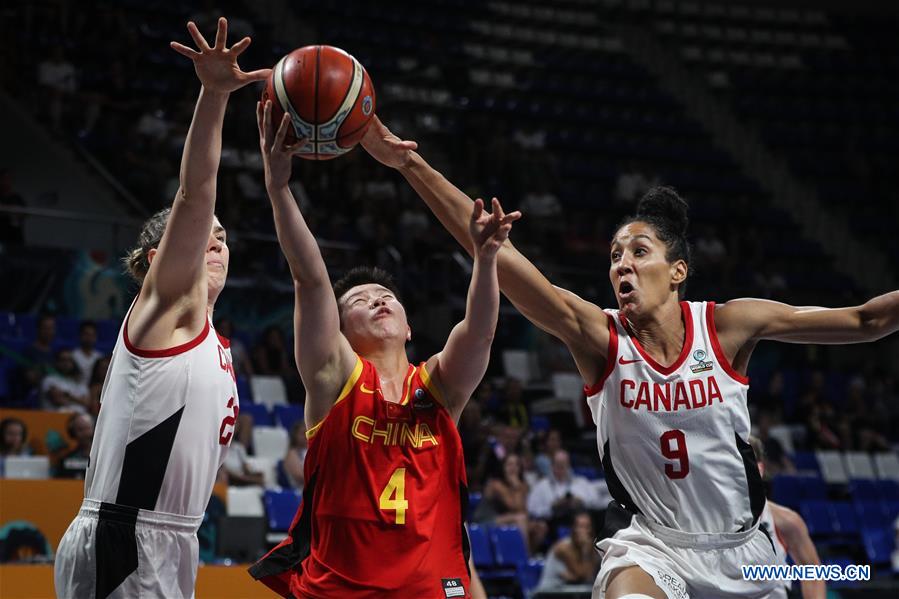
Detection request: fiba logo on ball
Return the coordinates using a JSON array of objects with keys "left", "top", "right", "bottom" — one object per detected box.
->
[{"left": 362, "top": 95, "right": 373, "bottom": 116}]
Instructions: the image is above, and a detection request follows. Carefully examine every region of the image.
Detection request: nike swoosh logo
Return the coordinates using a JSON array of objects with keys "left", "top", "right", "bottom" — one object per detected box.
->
[
  {"left": 618, "top": 357, "right": 642, "bottom": 365},
  {"left": 360, "top": 383, "right": 376, "bottom": 394}
]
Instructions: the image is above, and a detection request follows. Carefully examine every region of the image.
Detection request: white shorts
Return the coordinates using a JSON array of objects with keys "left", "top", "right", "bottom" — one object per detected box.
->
[
  {"left": 593, "top": 511, "right": 782, "bottom": 599},
  {"left": 54, "top": 499, "right": 203, "bottom": 599}
]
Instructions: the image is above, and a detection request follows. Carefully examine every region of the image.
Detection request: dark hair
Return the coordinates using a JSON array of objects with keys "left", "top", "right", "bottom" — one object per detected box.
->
[
  {"left": 0, "top": 418, "right": 28, "bottom": 453},
  {"left": 332, "top": 266, "right": 402, "bottom": 305},
  {"left": 79, "top": 320, "right": 97, "bottom": 334},
  {"left": 124, "top": 208, "right": 172, "bottom": 282},
  {"left": 616, "top": 186, "right": 692, "bottom": 299}
]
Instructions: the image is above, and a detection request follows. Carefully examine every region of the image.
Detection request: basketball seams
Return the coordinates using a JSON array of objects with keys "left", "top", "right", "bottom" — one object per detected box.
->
[{"left": 313, "top": 45, "right": 321, "bottom": 159}]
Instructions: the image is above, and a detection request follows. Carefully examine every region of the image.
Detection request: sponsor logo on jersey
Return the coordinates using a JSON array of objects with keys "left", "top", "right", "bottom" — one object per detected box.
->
[
  {"left": 689, "top": 348, "right": 714, "bottom": 373},
  {"left": 619, "top": 376, "right": 724, "bottom": 412},
  {"left": 352, "top": 415, "right": 439, "bottom": 448},
  {"left": 619, "top": 356, "right": 642, "bottom": 365},
  {"left": 441, "top": 578, "right": 465, "bottom": 598}
]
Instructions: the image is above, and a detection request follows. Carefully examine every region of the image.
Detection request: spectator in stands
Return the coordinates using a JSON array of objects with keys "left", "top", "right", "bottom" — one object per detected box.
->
[
  {"left": 18, "top": 313, "right": 57, "bottom": 399},
  {"left": 458, "top": 398, "right": 490, "bottom": 491},
  {"left": 282, "top": 420, "right": 307, "bottom": 491},
  {"left": 527, "top": 450, "right": 598, "bottom": 524},
  {"left": 0, "top": 418, "right": 30, "bottom": 456},
  {"left": 535, "top": 428, "right": 563, "bottom": 478},
  {"left": 478, "top": 452, "right": 547, "bottom": 553},
  {"left": 71, "top": 321, "right": 101, "bottom": 387},
  {"left": 497, "top": 377, "right": 528, "bottom": 429},
  {"left": 41, "top": 349, "right": 89, "bottom": 412},
  {"left": 614, "top": 160, "right": 655, "bottom": 205},
  {"left": 843, "top": 377, "right": 890, "bottom": 452},
  {"left": 86, "top": 356, "right": 110, "bottom": 416},
  {"left": 253, "top": 324, "right": 303, "bottom": 403},
  {"left": 37, "top": 45, "right": 77, "bottom": 130},
  {"left": 223, "top": 413, "right": 264, "bottom": 487},
  {"left": 215, "top": 317, "right": 253, "bottom": 378},
  {"left": 55, "top": 413, "right": 93, "bottom": 479},
  {"left": 755, "top": 411, "right": 794, "bottom": 476},
  {"left": 535, "top": 511, "right": 601, "bottom": 591}
]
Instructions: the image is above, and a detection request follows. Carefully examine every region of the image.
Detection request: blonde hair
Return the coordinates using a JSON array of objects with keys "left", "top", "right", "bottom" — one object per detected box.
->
[{"left": 123, "top": 208, "right": 171, "bottom": 282}]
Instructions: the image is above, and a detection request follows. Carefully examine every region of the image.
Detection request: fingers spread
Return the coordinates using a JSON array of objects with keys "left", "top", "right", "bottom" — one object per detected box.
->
[
  {"left": 170, "top": 42, "right": 201, "bottom": 59},
  {"left": 471, "top": 198, "right": 485, "bottom": 221},
  {"left": 230, "top": 36, "right": 251, "bottom": 56},
  {"left": 213, "top": 17, "right": 228, "bottom": 50},
  {"left": 186, "top": 21, "right": 210, "bottom": 51}
]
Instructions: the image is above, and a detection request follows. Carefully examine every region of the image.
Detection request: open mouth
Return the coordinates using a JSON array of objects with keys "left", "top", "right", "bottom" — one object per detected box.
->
[{"left": 618, "top": 281, "right": 634, "bottom": 296}]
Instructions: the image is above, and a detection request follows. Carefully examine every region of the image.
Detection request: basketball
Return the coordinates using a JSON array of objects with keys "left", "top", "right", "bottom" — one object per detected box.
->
[{"left": 262, "top": 45, "right": 376, "bottom": 160}]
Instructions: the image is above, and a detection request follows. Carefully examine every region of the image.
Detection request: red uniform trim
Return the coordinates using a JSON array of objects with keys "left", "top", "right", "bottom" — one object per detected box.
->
[
  {"left": 216, "top": 332, "right": 231, "bottom": 349},
  {"left": 705, "top": 302, "right": 750, "bottom": 385},
  {"left": 619, "top": 301, "right": 693, "bottom": 375},
  {"left": 584, "top": 312, "right": 618, "bottom": 396},
  {"left": 123, "top": 311, "right": 210, "bottom": 358}
]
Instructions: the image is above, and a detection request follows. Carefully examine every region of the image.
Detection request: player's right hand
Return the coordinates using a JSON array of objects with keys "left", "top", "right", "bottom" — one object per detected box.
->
[
  {"left": 360, "top": 116, "right": 418, "bottom": 169},
  {"left": 171, "top": 17, "right": 270, "bottom": 94},
  {"left": 257, "top": 100, "right": 305, "bottom": 190},
  {"left": 469, "top": 197, "right": 521, "bottom": 260}
]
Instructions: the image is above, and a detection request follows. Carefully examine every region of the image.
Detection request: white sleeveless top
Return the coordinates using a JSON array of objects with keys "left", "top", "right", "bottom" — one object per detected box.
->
[
  {"left": 586, "top": 301, "right": 765, "bottom": 534},
  {"left": 84, "top": 307, "right": 239, "bottom": 518}
]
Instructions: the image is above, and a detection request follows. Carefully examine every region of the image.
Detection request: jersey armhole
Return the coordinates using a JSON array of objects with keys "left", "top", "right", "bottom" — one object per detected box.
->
[
  {"left": 418, "top": 362, "right": 447, "bottom": 408},
  {"left": 706, "top": 302, "right": 750, "bottom": 385},
  {"left": 584, "top": 312, "right": 618, "bottom": 396},
  {"left": 306, "top": 355, "right": 364, "bottom": 439}
]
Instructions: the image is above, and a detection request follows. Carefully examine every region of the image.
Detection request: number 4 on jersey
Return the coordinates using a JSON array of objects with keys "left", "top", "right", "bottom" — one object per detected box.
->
[{"left": 379, "top": 467, "right": 409, "bottom": 524}]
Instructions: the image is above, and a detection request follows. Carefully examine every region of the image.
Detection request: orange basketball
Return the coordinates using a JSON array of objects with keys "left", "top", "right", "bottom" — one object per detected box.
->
[{"left": 262, "top": 45, "right": 376, "bottom": 160}]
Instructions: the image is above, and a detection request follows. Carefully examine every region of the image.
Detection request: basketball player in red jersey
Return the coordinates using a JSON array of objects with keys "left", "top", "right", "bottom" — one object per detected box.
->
[
  {"left": 54, "top": 18, "right": 269, "bottom": 599},
  {"left": 248, "top": 102, "right": 519, "bottom": 598},
  {"left": 360, "top": 117, "right": 899, "bottom": 599}
]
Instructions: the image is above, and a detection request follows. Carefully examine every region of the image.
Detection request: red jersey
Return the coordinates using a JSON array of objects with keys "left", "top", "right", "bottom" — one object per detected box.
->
[{"left": 250, "top": 356, "right": 471, "bottom": 598}]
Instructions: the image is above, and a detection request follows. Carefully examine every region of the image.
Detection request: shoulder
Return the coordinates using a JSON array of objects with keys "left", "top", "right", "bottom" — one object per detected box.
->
[{"left": 769, "top": 502, "right": 805, "bottom": 534}]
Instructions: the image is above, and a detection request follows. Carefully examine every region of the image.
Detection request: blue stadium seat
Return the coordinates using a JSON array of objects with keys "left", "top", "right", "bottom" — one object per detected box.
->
[
  {"left": 274, "top": 405, "right": 304, "bottom": 431},
  {"left": 860, "top": 528, "right": 893, "bottom": 566},
  {"left": 276, "top": 459, "right": 292, "bottom": 489},
  {"left": 489, "top": 525, "right": 528, "bottom": 568},
  {"left": 236, "top": 375, "right": 252, "bottom": 403},
  {"left": 875, "top": 480, "right": 899, "bottom": 501},
  {"left": 573, "top": 466, "right": 599, "bottom": 480},
  {"left": 517, "top": 558, "right": 545, "bottom": 594},
  {"left": 468, "top": 492, "right": 482, "bottom": 515},
  {"left": 263, "top": 489, "right": 302, "bottom": 532},
  {"left": 55, "top": 316, "right": 80, "bottom": 343},
  {"left": 799, "top": 501, "right": 836, "bottom": 536},
  {"left": 96, "top": 319, "right": 119, "bottom": 344},
  {"left": 829, "top": 502, "right": 859, "bottom": 535},
  {"left": 468, "top": 524, "right": 494, "bottom": 568},
  {"left": 240, "top": 402, "right": 273, "bottom": 426},
  {"left": 529, "top": 415, "right": 550, "bottom": 432},
  {"left": 791, "top": 451, "right": 820, "bottom": 475},
  {"left": 853, "top": 501, "right": 890, "bottom": 530},
  {"left": 849, "top": 479, "right": 882, "bottom": 501},
  {"left": 773, "top": 475, "right": 824, "bottom": 510}
]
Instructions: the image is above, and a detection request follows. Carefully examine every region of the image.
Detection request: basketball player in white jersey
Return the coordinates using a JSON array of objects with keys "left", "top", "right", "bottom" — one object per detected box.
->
[
  {"left": 749, "top": 436, "right": 826, "bottom": 599},
  {"left": 54, "top": 18, "right": 270, "bottom": 599},
  {"left": 359, "top": 117, "right": 899, "bottom": 599}
]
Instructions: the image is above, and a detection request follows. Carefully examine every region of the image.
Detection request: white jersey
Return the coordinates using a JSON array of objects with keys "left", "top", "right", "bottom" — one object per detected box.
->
[
  {"left": 759, "top": 502, "right": 792, "bottom": 595},
  {"left": 586, "top": 301, "right": 765, "bottom": 534},
  {"left": 84, "top": 308, "right": 239, "bottom": 518}
]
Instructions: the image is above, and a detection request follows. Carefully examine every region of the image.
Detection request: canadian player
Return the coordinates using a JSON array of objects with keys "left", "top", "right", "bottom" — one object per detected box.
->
[
  {"left": 248, "top": 101, "right": 519, "bottom": 598},
  {"left": 53, "top": 18, "right": 269, "bottom": 599},
  {"left": 360, "top": 116, "right": 899, "bottom": 599},
  {"left": 749, "top": 436, "right": 826, "bottom": 599}
]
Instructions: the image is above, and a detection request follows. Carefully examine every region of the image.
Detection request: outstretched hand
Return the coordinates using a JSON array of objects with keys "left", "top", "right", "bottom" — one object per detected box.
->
[
  {"left": 469, "top": 198, "right": 521, "bottom": 260},
  {"left": 171, "top": 17, "right": 271, "bottom": 93},
  {"left": 360, "top": 115, "right": 418, "bottom": 169},
  {"left": 257, "top": 100, "right": 305, "bottom": 190}
]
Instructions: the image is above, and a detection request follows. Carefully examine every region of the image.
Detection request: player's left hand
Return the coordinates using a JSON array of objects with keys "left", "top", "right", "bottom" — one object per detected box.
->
[
  {"left": 360, "top": 115, "right": 418, "bottom": 169},
  {"left": 257, "top": 100, "right": 306, "bottom": 190},
  {"left": 469, "top": 197, "right": 521, "bottom": 260},
  {"left": 171, "top": 17, "right": 271, "bottom": 93}
]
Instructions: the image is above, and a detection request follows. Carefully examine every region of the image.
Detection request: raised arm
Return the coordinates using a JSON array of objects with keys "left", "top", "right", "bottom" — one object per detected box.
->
[
  {"left": 425, "top": 198, "right": 519, "bottom": 421},
  {"left": 131, "top": 18, "right": 270, "bottom": 344},
  {"left": 713, "top": 291, "right": 899, "bottom": 370},
  {"left": 258, "top": 101, "right": 356, "bottom": 430},
  {"left": 361, "top": 117, "right": 610, "bottom": 384}
]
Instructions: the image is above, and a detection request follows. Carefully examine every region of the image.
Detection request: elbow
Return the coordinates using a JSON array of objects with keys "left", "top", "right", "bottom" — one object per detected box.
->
[{"left": 858, "top": 306, "right": 887, "bottom": 341}]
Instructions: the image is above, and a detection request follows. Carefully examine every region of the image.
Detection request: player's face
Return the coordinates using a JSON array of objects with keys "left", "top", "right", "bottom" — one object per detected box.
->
[
  {"left": 572, "top": 513, "right": 593, "bottom": 543},
  {"left": 339, "top": 283, "right": 410, "bottom": 351},
  {"left": 206, "top": 217, "right": 229, "bottom": 301},
  {"left": 609, "top": 221, "right": 683, "bottom": 319}
]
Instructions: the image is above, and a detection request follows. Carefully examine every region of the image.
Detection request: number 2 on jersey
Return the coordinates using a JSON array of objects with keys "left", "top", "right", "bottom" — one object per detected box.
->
[
  {"left": 379, "top": 467, "right": 408, "bottom": 524},
  {"left": 660, "top": 429, "right": 690, "bottom": 479}
]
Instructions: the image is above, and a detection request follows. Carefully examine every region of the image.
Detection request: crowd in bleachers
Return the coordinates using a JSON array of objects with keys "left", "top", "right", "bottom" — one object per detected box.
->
[{"left": 2, "top": 0, "right": 899, "bottom": 595}]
